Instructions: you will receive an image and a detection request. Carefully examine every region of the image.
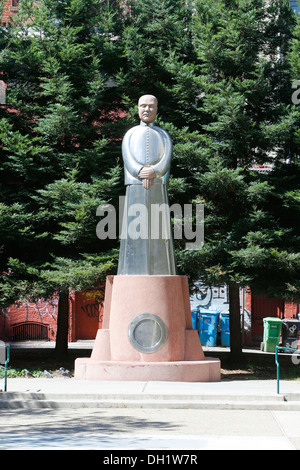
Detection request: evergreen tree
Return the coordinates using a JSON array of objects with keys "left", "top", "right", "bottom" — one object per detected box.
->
[
  {"left": 0, "top": 0, "right": 123, "bottom": 357},
  {"left": 0, "top": 0, "right": 299, "bottom": 363},
  {"left": 115, "top": 0, "right": 203, "bottom": 220},
  {"left": 117, "top": 0, "right": 195, "bottom": 122},
  {"left": 175, "top": 0, "right": 300, "bottom": 360},
  {"left": 290, "top": 8, "right": 300, "bottom": 159}
]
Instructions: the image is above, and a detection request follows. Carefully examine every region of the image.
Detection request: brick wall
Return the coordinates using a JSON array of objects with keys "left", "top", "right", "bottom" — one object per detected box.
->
[
  {"left": 0, "top": 310, "right": 13, "bottom": 341},
  {"left": 1, "top": 297, "right": 58, "bottom": 341},
  {"left": 1, "top": 0, "right": 18, "bottom": 24},
  {"left": 69, "top": 290, "right": 104, "bottom": 342},
  {"left": 284, "top": 301, "right": 300, "bottom": 319},
  {"left": 0, "top": 289, "right": 104, "bottom": 342}
]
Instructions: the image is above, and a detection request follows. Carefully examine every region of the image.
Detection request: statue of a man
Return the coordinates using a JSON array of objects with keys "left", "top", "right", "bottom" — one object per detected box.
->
[{"left": 118, "top": 95, "right": 177, "bottom": 275}]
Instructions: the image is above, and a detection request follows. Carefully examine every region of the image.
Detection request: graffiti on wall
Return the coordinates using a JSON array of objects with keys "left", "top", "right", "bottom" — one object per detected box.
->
[
  {"left": 190, "top": 284, "right": 229, "bottom": 312},
  {"left": 81, "top": 303, "right": 103, "bottom": 323},
  {"left": 0, "top": 298, "right": 58, "bottom": 341},
  {"left": 4, "top": 299, "right": 59, "bottom": 323}
]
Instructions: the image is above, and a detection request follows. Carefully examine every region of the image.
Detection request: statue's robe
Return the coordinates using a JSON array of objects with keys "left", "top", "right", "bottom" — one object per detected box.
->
[{"left": 118, "top": 121, "right": 176, "bottom": 275}]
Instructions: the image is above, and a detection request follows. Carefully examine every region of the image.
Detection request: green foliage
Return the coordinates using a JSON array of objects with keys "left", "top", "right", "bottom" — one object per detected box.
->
[
  {"left": 173, "top": 0, "right": 300, "bottom": 304},
  {"left": 0, "top": 0, "right": 299, "bottom": 320},
  {"left": 0, "top": 365, "right": 47, "bottom": 378},
  {"left": 0, "top": 0, "right": 123, "bottom": 307}
]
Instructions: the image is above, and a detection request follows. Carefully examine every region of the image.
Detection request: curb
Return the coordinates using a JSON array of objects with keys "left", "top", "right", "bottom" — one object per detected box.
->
[{"left": 1, "top": 391, "right": 300, "bottom": 410}]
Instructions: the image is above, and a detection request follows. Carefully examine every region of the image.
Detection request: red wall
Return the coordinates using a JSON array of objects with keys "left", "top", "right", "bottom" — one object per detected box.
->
[
  {"left": 69, "top": 290, "right": 104, "bottom": 342},
  {"left": 284, "top": 301, "right": 300, "bottom": 319},
  {"left": 245, "top": 289, "right": 299, "bottom": 342},
  {"left": 0, "top": 290, "right": 104, "bottom": 342},
  {"left": 1, "top": 0, "right": 18, "bottom": 24},
  {"left": 1, "top": 297, "right": 58, "bottom": 341},
  {"left": 1, "top": 285, "right": 299, "bottom": 344}
]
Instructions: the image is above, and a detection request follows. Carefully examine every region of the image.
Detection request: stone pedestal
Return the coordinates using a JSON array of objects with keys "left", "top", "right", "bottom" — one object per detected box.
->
[{"left": 74, "top": 275, "right": 221, "bottom": 382}]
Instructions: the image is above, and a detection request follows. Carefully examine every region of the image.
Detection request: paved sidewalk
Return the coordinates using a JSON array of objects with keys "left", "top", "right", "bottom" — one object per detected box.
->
[
  {"left": 2, "top": 343, "right": 300, "bottom": 450},
  {"left": 1, "top": 377, "right": 300, "bottom": 450},
  {"left": 2, "top": 376, "right": 300, "bottom": 395}
]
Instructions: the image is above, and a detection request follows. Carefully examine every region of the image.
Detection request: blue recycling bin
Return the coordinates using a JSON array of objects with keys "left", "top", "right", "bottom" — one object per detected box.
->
[
  {"left": 198, "top": 310, "right": 220, "bottom": 347},
  {"left": 220, "top": 312, "right": 230, "bottom": 347},
  {"left": 191, "top": 309, "right": 199, "bottom": 330}
]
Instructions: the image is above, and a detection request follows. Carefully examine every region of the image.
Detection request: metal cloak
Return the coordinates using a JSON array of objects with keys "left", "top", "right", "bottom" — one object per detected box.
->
[{"left": 118, "top": 121, "right": 177, "bottom": 275}]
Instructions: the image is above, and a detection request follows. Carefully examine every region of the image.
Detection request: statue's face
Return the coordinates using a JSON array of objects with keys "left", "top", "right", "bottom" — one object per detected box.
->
[{"left": 138, "top": 95, "right": 158, "bottom": 123}]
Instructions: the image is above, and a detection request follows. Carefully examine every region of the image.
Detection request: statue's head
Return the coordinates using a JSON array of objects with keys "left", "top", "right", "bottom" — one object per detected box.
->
[{"left": 138, "top": 95, "right": 158, "bottom": 123}]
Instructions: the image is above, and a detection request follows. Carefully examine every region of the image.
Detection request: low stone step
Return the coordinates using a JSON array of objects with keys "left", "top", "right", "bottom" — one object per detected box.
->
[
  {"left": 0, "top": 392, "right": 285, "bottom": 402},
  {"left": 1, "top": 394, "right": 300, "bottom": 410}
]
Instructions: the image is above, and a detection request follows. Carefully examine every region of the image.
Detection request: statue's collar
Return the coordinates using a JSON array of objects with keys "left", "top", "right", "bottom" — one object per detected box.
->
[{"left": 140, "top": 121, "right": 154, "bottom": 127}]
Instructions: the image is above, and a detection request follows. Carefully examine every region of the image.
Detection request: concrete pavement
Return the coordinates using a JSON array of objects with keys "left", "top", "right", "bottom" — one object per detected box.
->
[
  {"left": 0, "top": 408, "right": 298, "bottom": 450},
  {"left": 1, "top": 377, "right": 300, "bottom": 450},
  {"left": 2, "top": 342, "right": 300, "bottom": 450}
]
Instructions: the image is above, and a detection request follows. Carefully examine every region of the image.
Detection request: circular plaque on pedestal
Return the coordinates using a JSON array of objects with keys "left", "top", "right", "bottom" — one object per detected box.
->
[{"left": 128, "top": 313, "right": 168, "bottom": 353}]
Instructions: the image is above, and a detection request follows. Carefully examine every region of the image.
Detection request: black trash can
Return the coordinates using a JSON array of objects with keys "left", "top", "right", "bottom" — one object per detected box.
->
[{"left": 282, "top": 319, "right": 300, "bottom": 350}]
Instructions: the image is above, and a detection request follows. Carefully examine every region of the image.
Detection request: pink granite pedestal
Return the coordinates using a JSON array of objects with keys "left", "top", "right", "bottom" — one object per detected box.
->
[{"left": 74, "top": 275, "right": 221, "bottom": 382}]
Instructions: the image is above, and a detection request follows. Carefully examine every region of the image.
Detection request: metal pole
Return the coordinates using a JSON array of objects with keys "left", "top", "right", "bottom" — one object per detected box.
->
[
  {"left": 4, "top": 345, "right": 9, "bottom": 392},
  {"left": 242, "top": 288, "right": 245, "bottom": 343},
  {"left": 275, "top": 346, "right": 297, "bottom": 395},
  {"left": 276, "top": 346, "right": 280, "bottom": 394}
]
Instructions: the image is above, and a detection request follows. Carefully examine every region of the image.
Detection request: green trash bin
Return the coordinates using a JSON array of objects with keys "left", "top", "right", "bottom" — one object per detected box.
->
[{"left": 262, "top": 317, "right": 282, "bottom": 352}]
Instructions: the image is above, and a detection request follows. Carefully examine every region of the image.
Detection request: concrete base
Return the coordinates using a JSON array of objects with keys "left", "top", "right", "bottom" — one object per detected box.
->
[
  {"left": 75, "top": 357, "right": 221, "bottom": 382},
  {"left": 74, "top": 275, "right": 221, "bottom": 382}
]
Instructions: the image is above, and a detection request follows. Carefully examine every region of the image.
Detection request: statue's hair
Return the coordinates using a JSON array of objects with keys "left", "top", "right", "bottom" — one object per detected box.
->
[{"left": 138, "top": 95, "right": 158, "bottom": 106}]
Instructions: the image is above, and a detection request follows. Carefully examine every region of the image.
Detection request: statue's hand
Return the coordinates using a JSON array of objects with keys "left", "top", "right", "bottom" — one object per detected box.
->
[
  {"left": 138, "top": 167, "right": 156, "bottom": 190},
  {"left": 138, "top": 166, "right": 156, "bottom": 179},
  {"left": 142, "top": 178, "right": 154, "bottom": 190}
]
